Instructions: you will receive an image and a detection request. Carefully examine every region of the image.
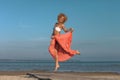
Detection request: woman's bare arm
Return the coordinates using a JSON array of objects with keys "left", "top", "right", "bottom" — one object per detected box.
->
[
  {"left": 62, "top": 25, "right": 69, "bottom": 32},
  {"left": 51, "top": 23, "right": 59, "bottom": 39},
  {"left": 62, "top": 25, "right": 74, "bottom": 33}
]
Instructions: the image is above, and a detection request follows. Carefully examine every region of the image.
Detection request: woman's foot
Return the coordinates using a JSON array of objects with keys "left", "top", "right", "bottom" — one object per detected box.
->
[
  {"left": 54, "top": 65, "right": 60, "bottom": 72},
  {"left": 76, "top": 50, "right": 80, "bottom": 55}
]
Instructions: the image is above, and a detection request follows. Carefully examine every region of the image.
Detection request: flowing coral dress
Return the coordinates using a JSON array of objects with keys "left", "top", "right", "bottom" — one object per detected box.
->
[{"left": 48, "top": 31, "right": 77, "bottom": 62}]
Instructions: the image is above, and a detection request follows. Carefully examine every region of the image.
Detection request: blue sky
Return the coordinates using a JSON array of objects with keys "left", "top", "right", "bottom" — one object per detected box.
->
[{"left": 0, "top": 0, "right": 120, "bottom": 61}]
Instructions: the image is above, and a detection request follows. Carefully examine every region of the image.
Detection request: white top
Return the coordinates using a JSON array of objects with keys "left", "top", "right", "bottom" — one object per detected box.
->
[{"left": 55, "top": 27, "right": 61, "bottom": 32}]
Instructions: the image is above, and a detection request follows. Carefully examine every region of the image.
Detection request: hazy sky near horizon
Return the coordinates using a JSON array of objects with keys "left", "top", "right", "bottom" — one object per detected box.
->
[{"left": 0, "top": 0, "right": 120, "bottom": 61}]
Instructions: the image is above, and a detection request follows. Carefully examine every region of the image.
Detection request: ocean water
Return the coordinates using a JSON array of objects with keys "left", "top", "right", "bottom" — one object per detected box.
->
[{"left": 0, "top": 60, "right": 120, "bottom": 73}]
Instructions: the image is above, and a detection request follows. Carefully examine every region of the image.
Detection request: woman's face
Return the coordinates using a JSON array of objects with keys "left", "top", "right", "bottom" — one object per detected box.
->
[{"left": 58, "top": 16, "right": 65, "bottom": 23}]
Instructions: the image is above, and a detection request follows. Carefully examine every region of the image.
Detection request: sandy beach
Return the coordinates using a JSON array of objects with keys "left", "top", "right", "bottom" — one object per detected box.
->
[
  {"left": 0, "top": 71, "right": 119, "bottom": 80},
  {"left": 0, "top": 71, "right": 39, "bottom": 80}
]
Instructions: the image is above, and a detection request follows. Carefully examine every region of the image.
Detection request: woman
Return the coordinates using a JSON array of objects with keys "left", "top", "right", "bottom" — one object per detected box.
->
[{"left": 48, "top": 13, "right": 80, "bottom": 71}]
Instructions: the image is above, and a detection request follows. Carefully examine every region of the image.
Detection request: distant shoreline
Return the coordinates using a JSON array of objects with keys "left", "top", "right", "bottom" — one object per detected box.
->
[{"left": 0, "top": 59, "right": 120, "bottom": 63}]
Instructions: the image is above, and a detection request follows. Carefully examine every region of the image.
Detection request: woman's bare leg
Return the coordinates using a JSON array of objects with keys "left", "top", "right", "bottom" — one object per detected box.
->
[{"left": 54, "top": 49, "right": 60, "bottom": 71}]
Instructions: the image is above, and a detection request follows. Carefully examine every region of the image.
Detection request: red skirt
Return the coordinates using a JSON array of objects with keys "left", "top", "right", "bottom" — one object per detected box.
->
[{"left": 48, "top": 32, "right": 77, "bottom": 62}]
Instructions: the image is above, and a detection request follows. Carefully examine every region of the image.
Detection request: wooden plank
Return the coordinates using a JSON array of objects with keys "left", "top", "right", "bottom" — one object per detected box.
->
[{"left": 26, "top": 73, "right": 52, "bottom": 80}]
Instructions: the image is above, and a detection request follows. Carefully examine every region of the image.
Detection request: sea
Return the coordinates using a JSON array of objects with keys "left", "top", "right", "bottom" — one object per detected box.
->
[{"left": 0, "top": 59, "right": 120, "bottom": 73}]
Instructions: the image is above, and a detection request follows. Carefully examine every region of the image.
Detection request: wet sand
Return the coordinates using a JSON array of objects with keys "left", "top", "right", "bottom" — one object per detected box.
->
[{"left": 0, "top": 71, "right": 119, "bottom": 80}]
